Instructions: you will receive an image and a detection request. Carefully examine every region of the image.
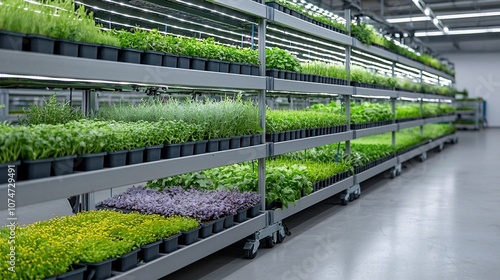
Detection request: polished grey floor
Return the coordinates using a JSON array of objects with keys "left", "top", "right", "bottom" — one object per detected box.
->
[{"left": 163, "top": 129, "right": 500, "bottom": 280}]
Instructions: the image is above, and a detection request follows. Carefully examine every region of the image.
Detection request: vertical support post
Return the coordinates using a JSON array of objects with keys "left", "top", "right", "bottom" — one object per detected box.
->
[
  {"left": 0, "top": 90, "right": 8, "bottom": 122},
  {"left": 258, "top": 17, "right": 267, "bottom": 211},
  {"left": 419, "top": 98, "right": 424, "bottom": 136},
  {"left": 391, "top": 98, "right": 396, "bottom": 147},
  {"left": 251, "top": 23, "right": 255, "bottom": 50},
  {"left": 290, "top": 96, "right": 294, "bottom": 109},
  {"left": 80, "top": 90, "right": 97, "bottom": 211},
  {"left": 380, "top": 0, "right": 384, "bottom": 16},
  {"left": 345, "top": 9, "right": 351, "bottom": 154}
]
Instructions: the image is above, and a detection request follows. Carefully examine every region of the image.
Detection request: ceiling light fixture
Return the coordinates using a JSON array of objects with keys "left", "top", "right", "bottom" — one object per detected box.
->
[
  {"left": 387, "top": 9, "right": 500, "bottom": 23},
  {"left": 424, "top": 7, "right": 430, "bottom": 16},
  {"left": 415, "top": 26, "right": 500, "bottom": 37},
  {"left": 443, "top": 26, "right": 449, "bottom": 33}
]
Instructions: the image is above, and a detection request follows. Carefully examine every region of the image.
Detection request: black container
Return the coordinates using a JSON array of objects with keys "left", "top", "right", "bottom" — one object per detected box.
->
[
  {"left": 177, "top": 55, "right": 191, "bottom": 68},
  {"left": 234, "top": 208, "right": 248, "bottom": 223},
  {"left": 190, "top": 57, "right": 207, "bottom": 70},
  {"left": 207, "top": 139, "right": 220, "bottom": 153},
  {"left": 251, "top": 65, "right": 260, "bottom": 76},
  {"left": 82, "top": 258, "right": 115, "bottom": 280},
  {"left": 105, "top": 150, "right": 127, "bottom": 168},
  {"left": 162, "top": 53, "right": 178, "bottom": 67},
  {"left": 162, "top": 144, "right": 181, "bottom": 159},
  {"left": 266, "top": 69, "right": 280, "bottom": 78},
  {"left": 212, "top": 217, "right": 225, "bottom": 233},
  {"left": 241, "top": 135, "right": 252, "bottom": 147},
  {"left": 266, "top": 1, "right": 280, "bottom": 9},
  {"left": 199, "top": 221, "right": 215, "bottom": 238},
  {"left": 144, "top": 145, "right": 163, "bottom": 162},
  {"left": 0, "top": 30, "right": 24, "bottom": 51},
  {"left": 97, "top": 45, "right": 119, "bottom": 61},
  {"left": 141, "top": 50, "right": 163, "bottom": 66},
  {"left": 28, "top": 35, "right": 54, "bottom": 54},
  {"left": 206, "top": 59, "right": 220, "bottom": 72},
  {"left": 179, "top": 226, "right": 201, "bottom": 245},
  {"left": 127, "top": 147, "right": 145, "bottom": 165},
  {"left": 194, "top": 140, "right": 208, "bottom": 155},
  {"left": 78, "top": 42, "right": 99, "bottom": 59},
  {"left": 285, "top": 71, "right": 293, "bottom": 80},
  {"left": 160, "top": 233, "right": 181, "bottom": 254},
  {"left": 247, "top": 204, "right": 260, "bottom": 218},
  {"left": 230, "top": 136, "right": 241, "bottom": 149},
  {"left": 118, "top": 48, "right": 142, "bottom": 64},
  {"left": 278, "top": 70, "right": 285, "bottom": 79},
  {"left": 223, "top": 214, "right": 234, "bottom": 228},
  {"left": 240, "top": 64, "right": 251, "bottom": 75},
  {"left": 52, "top": 155, "right": 76, "bottom": 176},
  {"left": 229, "top": 63, "right": 241, "bottom": 74},
  {"left": 251, "top": 134, "right": 261, "bottom": 146},
  {"left": 219, "top": 138, "right": 230, "bottom": 151},
  {"left": 55, "top": 40, "right": 78, "bottom": 57},
  {"left": 278, "top": 132, "right": 285, "bottom": 142},
  {"left": 308, "top": 128, "right": 316, "bottom": 137},
  {"left": 219, "top": 61, "right": 230, "bottom": 73},
  {"left": 140, "top": 240, "right": 162, "bottom": 262},
  {"left": 75, "top": 152, "right": 107, "bottom": 172},
  {"left": 300, "top": 129, "right": 307, "bottom": 138},
  {"left": 56, "top": 264, "right": 87, "bottom": 280},
  {"left": 21, "top": 158, "right": 53, "bottom": 180},
  {"left": 0, "top": 161, "right": 19, "bottom": 184},
  {"left": 112, "top": 249, "right": 140, "bottom": 272},
  {"left": 181, "top": 142, "right": 195, "bottom": 157},
  {"left": 285, "top": 131, "right": 292, "bottom": 141}
]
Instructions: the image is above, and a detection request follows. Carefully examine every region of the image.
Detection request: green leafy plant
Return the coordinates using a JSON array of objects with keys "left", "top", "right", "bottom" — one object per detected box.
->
[
  {"left": 18, "top": 94, "right": 83, "bottom": 125},
  {"left": 266, "top": 47, "right": 301, "bottom": 72}
]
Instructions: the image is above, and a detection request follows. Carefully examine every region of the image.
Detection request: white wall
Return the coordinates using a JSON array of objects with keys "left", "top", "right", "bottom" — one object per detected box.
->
[{"left": 443, "top": 52, "right": 500, "bottom": 127}]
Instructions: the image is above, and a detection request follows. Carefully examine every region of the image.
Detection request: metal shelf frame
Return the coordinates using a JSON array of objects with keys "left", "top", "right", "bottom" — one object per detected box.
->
[
  {"left": 354, "top": 158, "right": 398, "bottom": 184},
  {"left": 354, "top": 124, "right": 398, "bottom": 138},
  {"left": 272, "top": 131, "right": 353, "bottom": 156}
]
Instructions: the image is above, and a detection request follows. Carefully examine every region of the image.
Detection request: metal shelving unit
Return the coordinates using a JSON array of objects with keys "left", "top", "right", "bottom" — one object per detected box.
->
[
  {"left": 455, "top": 99, "right": 483, "bottom": 130},
  {"left": 0, "top": 0, "right": 460, "bottom": 277}
]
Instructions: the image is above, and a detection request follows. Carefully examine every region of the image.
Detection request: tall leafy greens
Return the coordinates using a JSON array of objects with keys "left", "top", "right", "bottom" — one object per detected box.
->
[{"left": 18, "top": 94, "right": 83, "bottom": 125}]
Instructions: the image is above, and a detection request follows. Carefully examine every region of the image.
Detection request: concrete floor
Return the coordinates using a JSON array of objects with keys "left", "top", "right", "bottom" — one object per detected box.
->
[
  {"left": 163, "top": 129, "right": 500, "bottom": 280},
  {"left": 3, "top": 130, "right": 500, "bottom": 280}
]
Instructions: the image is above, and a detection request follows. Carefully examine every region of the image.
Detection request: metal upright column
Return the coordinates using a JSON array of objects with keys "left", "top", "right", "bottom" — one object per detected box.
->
[
  {"left": 80, "top": 90, "right": 97, "bottom": 212},
  {"left": 257, "top": 16, "right": 267, "bottom": 213},
  {"left": 344, "top": 9, "right": 351, "bottom": 155},
  {"left": 0, "top": 90, "right": 8, "bottom": 122},
  {"left": 391, "top": 62, "right": 396, "bottom": 147}
]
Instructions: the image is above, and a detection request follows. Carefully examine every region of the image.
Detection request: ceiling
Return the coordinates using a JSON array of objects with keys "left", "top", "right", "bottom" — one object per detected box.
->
[{"left": 310, "top": 0, "right": 500, "bottom": 54}]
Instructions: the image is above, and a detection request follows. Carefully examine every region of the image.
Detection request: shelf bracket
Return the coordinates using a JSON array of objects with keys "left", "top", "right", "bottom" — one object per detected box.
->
[
  {"left": 266, "top": 76, "right": 274, "bottom": 91},
  {"left": 266, "top": 6, "right": 275, "bottom": 21}
]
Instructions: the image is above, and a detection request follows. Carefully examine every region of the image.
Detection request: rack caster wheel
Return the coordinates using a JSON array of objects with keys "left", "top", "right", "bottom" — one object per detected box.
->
[
  {"left": 265, "top": 236, "right": 275, "bottom": 248},
  {"left": 341, "top": 194, "right": 349, "bottom": 205},
  {"left": 353, "top": 191, "right": 361, "bottom": 199},
  {"left": 277, "top": 232, "right": 285, "bottom": 244},
  {"left": 396, "top": 169, "right": 401, "bottom": 176},
  {"left": 389, "top": 168, "right": 397, "bottom": 179},
  {"left": 276, "top": 223, "right": 289, "bottom": 244},
  {"left": 244, "top": 246, "right": 258, "bottom": 259},
  {"left": 418, "top": 152, "right": 427, "bottom": 162}
]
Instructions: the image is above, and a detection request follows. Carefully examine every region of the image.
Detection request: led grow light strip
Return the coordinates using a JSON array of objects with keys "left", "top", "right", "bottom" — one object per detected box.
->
[
  {"left": 395, "top": 63, "right": 421, "bottom": 75},
  {"left": 267, "top": 34, "right": 346, "bottom": 58},
  {"left": 352, "top": 49, "right": 393, "bottom": 65},
  {"left": 172, "top": 0, "right": 249, "bottom": 23},
  {"left": 267, "top": 27, "right": 346, "bottom": 51},
  {"left": 352, "top": 95, "right": 391, "bottom": 99}
]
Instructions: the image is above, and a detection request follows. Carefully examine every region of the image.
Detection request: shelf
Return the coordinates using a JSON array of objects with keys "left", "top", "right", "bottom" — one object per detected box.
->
[
  {"left": 354, "top": 157, "right": 397, "bottom": 184},
  {"left": 271, "top": 79, "right": 354, "bottom": 95},
  {"left": 423, "top": 66, "right": 455, "bottom": 81},
  {"left": 211, "top": 0, "right": 267, "bottom": 18},
  {"left": 397, "top": 145, "right": 427, "bottom": 163},
  {"left": 272, "top": 177, "right": 354, "bottom": 222},
  {"left": 0, "top": 50, "right": 267, "bottom": 90},
  {"left": 398, "top": 119, "right": 424, "bottom": 130},
  {"left": 455, "top": 124, "right": 480, "bottom": 130},
  {"left": 272, "top": 131, "right": 353, "bottom": 156},
  {"left": 354, "top": 124, "right": 398, "bottom": 138},
  {"left": 456, "top": 110, "right": 476, "bottom": 115},
  {"left": 424, "top": 115, "right": 456, "bottom": 124},
  {"left": 0, "top": 145, "right": 267, "bottom": 210},
  {"left": 352, "top": 38, "right": 398, "bottom": 61},
  {"left": 353, "top": 87, "right": 398, "bottom": 98},
  {"left": 109, "top": 214, "right": 267, "bottom": 279},
  {"left": 271, "top": 10, "right": 352, "bottom": 46}
]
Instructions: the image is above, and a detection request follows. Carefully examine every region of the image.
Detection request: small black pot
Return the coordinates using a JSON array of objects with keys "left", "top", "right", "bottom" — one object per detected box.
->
[
  {"left": 206, "top": 59, "right": 220, "bottom": 72},
  {"left": 118, "top": 48, "right": 142, "bottom": 64},
  {"left": 278, "top": 70, "right": 285, "bottom": 79},
  {"left": 28, "top": 35, "right": 54, "bottom": 54},
  {"left": 55, "top": 40, "right": 78, "bottom": 57},
  {"left": 300, "top": 129, "right": 307, "bottom": 138},
  {"left": 160, "top": 233, "right": 181, "bottom": 254},
  {"left": 251, "top": 65, "right": 260, "bottom": 76},
  {"left": 75, "top": 152, "right": 107, "bottom": 171},
  {"left": 241, "top": 135, "right": 252, "bottom": 147},
  {"left": 78, "top": 42, "right": 99, "bottom": 59},
  {"left": 219, "top": 61, "right": 230, "bottom": 73},
  {"left": 105, "top": 150, "right": 127, "bottom": 168},
  {"left": 178, "top": 55, "right": 191, "bottom": 69},
  {"left": 162, "top": 144, "right": 181, "bottom": 159},
  {"left": 194, "top": 140, "right": 208, "bottom": 155},
  {"left": 179, "top": 226, "right": 201, "bottom": 245},
  {"left": 112, "top": 249, "right": 140, "bottom": 272},
  {"left": 251, "top": 134, "right": 261, "bottom": 146},
  {"left": 0, "top": 30, "right": 24, "bottom": 51},
  {"left": 0, "top": 161, "right": 20, "bottom": 184},
  {"left": 223, "top": 214, "right": 234, "bottom": 228},
  {"left": 212, "top": 217, "right": 225, "bottom": 233},
  {"left": 144, "top": 145, "right": 163, "bottom": 162},
  {"left": 52, "top": 154, "right": 76, "bottom": 176},
  {"left": 219, "top": 138, "right": 230, "bottom": 151},
  {"left": 162, "top": 53, "right": 178, "bottom": 67},
  {"left": 181, "top": 142, "right": 195, "bottom": 157},
  {"left": 266, "top": 69, "right": 280, "bottom": 78},
  {"left": 141, "top": 50, "right": 163, "bottom": 66},
  {"left": 240, "top": 64, "right": 251, "bottom": 75},
  {"left": 199, "top": 220, "right": 215, "bottom": 238},
  {"left": 230, "top": 136, "right": 241, "bottom": 149},
  {"left": 229, "top": 63, "right": 241, "bottom": 74},
  {"left": 82, "top": 258, "right": 115, "bottom": 280},
  {"left": 207, "top": 139, "right": 220, "bottom": 153},
  {"left": 278, "top": 132, "right": 286, "bottom": 142},
  {"left": 127, "top": 147, "right": 145, "bottom": 165},
  {"left": 247, "top": 204, "right": 260, "bottom": 218},
  {"left": 234, "top": 208, "right": 248, "bottom": 223},
  {"left": 21, "top": 158, "right": 53, "bottom": 180},
  {"left": 98, "top": 45, "right": 120, "bottom": 61},
  {"left": 140, "top": 240, "right": 162, "bottom": 262},
  {"left": 285, "top": 131, "right": 292, "bottom": 141},
  {"left": 56, "top": 264, "right": 87, "bottom": 280},
  {"left": 190, "top": 57, "right": 207, "bottom": 70}
]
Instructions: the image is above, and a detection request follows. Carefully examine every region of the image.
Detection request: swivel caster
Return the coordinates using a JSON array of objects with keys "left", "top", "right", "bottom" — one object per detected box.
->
[
  {"left": 353, "top": 189, "right": 361, "bottom": 199},
  {"left": 265, "top": 236, "right": 275, "bottom": 248},
  {"left": 418, "top": 152, "right": 427, "bottom": 162},
  {"left": 276, "top": 223, "right": 290, "bottom": 244},
  {"left": 340, "top": 193, "right": 349, "bottom": 205},
  {"left": 396, "top": 169, "right": 401, "bottom": 176},
  {"left": 389, "top": 168, "right": 397, "bottom": 179},
  {"left": 244, "top": 246, "right": 258, "bottom": 259},
  {"left": 243, "top": 241, "right": 259, "bottom": 259}
]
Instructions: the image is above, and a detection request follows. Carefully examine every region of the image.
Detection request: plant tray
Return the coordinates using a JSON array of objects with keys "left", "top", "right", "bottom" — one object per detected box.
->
[
  {"left": 112, "top": 248, "right": 140, "bottom": 272},
  {"left": 56, "top": 264, "right": 87, "bottom": 280},
  {"left": 160, "top": 232, "right": 181, "bottom": 254},
  {"left": 82, "top": 258, "right": 115, "bottom": 280},
  {"left": 179, "top": 226, "right": 201, "bottom": 245},
  {"left": 140, "top": 240, "right": 162, "bottom": 262},
  {"left": 199, "top": 220, "right": 215, "bottom": 238}
]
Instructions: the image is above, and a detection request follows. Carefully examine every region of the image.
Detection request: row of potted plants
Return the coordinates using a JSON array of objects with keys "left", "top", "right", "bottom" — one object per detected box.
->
[
  {"left": 0, "top": 210, "right": 199, "bottom": 280},
  {"left": 98, "top": 186, "right": 261, "bottom": 238}
]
